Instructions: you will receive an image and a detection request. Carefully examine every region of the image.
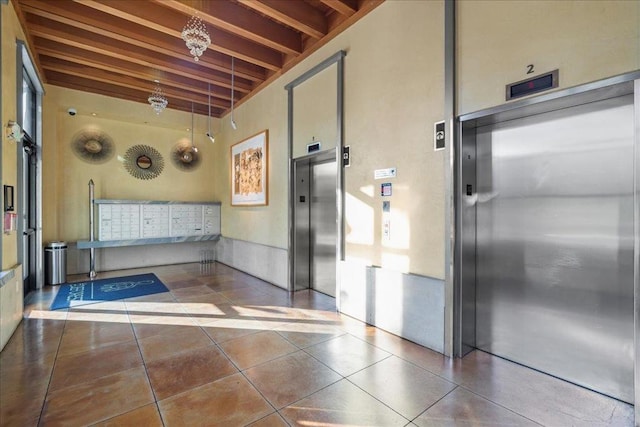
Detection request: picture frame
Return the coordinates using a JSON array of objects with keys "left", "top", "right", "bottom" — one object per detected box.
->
[{"left": 231, "top": 130, "right": 269, "bottom": 206}]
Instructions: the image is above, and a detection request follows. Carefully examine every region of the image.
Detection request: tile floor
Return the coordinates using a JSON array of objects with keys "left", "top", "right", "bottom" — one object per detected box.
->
[{"left": 0, "top": 262, "right": 634, "bottom": 426}]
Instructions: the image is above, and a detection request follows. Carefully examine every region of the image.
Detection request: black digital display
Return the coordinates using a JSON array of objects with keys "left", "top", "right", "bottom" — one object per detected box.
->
[
  {"left": 507, "top": 70, "right": 558, "bottom": 100},
  {"left": 307, "top": 142, "right": 321, "bottom": 153}
]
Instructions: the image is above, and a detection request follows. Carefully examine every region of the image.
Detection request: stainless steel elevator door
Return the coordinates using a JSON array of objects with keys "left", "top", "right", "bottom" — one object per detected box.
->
[
  {"left": 294, "top": 161, "right": 311, "bottom": 291},
  {"left": 475, "top": 94, "right": 635, "bottom": 403},
  {"left": 310, "top": 159, "right": 337, "bottom": 297}
]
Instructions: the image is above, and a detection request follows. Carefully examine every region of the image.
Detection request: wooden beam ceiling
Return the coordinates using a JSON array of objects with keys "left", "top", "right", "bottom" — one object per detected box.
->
[{"left": 14, "top": 0, "right": 384, "bottom": 117}]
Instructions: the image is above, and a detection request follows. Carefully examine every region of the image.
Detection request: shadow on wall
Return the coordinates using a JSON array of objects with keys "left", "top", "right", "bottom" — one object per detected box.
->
[
  {"left": 342, "top": 190, "right": 444, "bottom": 352},
  {"left": 340, "top": 259, "right": 445, "bottom": 353}
]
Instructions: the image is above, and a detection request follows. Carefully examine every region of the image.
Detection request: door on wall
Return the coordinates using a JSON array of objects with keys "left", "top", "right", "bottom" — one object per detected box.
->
[
  {"left": 20, "top": 137, "right": 37, "bottom": 294},
  {"left": 465, "top": 90, "right": 635, "bottom": 403},
  {"left": 293, "top": 150, "right": 337, "bottom": 297},
  {"left": 20, "top": 69, "right": 39, "bottom": 294}
]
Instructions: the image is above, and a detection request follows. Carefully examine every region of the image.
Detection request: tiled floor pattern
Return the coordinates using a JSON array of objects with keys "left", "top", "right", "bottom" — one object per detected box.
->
[{"left": 0, "top": 262, "right": 634, "bottom": 426}]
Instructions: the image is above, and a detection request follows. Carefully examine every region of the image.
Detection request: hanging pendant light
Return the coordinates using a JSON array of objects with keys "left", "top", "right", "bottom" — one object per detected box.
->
[
  {"left": 182, "top": 14, "right": 210, "bottom": 62},
  {"left": 148, "top": 80, "right": 168, "bottom": 114},
  {"left": 206, "top": 82, "right": 215, "bottom": 143},
  {"left": 230, "top": 56, "right": 238, "bottom": 130},
  {"left": 190, "top": 102, "right": 198, "bottom": 154}
]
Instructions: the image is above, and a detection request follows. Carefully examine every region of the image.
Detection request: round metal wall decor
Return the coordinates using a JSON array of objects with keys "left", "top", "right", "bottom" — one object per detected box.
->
[
  {"left": 71, "top": 129, "right": 115, "bottom": 163},
  {"left": 123, "top": 144, "right": 164, "bottom": 180},
  {"left": 171, "top": 142, "right": 201, "bottom": 172}
]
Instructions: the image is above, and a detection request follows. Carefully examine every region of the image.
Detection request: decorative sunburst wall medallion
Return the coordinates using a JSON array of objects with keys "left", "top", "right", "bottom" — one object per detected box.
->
[
  {"left": 171, "top": 142, "right": 201, "bottom": 172},
  {"left": 123, "top": 144, "right": 164, "bottom": 180},
  {"left": 71, "top": 129, "right": 115, "bottom": 163}
]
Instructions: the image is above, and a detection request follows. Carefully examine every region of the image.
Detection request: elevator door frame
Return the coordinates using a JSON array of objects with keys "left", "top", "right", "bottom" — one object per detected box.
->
[
  {"left": 455, "top": 73, "right": 640, "bottom": 413},
  {"left": 292, "top": 148, "right": 339, "bottom": 296},
  {"left": 285, "top": 50, "right": 346, "bottom": 305}
]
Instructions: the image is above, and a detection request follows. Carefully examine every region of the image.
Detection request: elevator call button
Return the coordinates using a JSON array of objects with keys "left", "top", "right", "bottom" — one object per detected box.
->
[{"left": 434, "top": 121, "right": 445, "bottom": 151}]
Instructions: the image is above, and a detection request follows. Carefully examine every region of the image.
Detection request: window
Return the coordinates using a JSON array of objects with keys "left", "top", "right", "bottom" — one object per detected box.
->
[{"left": 22, "top": 70, "right": 37, "bottom": 140}]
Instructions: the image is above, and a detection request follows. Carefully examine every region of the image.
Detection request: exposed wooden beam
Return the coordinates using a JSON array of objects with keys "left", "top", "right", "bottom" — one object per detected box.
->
[
  {"left": 41, "top": 56, "right": 231, "bottom": 107},
  {"left": 15, "top": 0, "right": 385, "bottom": 119},
  {"left": 74, "top": 0, "right": 283, "bottom": 71},
  {"left": 20, "top": 0, "right": 266, "bottom": 83},
  {"left": 34, "top": 38, "right": 237, "bottom": 103},
  {"left": 26, "top": 15, "right": 254, "bottom": 93},
  {"left": 320, "top": 0, "right": 357, "bottom": 17},
  {"left": 223, "top": 0, "right": 384, "bottom": 116},
  {"left": 40, "top": 55, "right": 232, "bottom": 110},
  {"left": 11, "top": 0, "right": 48, "bottom": 84},
  {"left": 156, "top": 0, "right": 302, "bottom": 55},
  {"left": 237, "top": 0, "right": 327, "bottom": 40},
  {"left": 46, "top": 70, "right": 223, "bottom": 116}
]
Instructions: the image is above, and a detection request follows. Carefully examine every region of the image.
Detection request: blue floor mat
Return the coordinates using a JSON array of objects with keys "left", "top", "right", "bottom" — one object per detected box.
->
[{"left": 50, "top": 273, "right": 169, "bottom": 310}]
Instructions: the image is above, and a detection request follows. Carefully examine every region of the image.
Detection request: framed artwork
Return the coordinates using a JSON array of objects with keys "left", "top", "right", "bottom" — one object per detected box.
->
[{"left": 231, "top": 130, "right": 269, "bottom": 206}]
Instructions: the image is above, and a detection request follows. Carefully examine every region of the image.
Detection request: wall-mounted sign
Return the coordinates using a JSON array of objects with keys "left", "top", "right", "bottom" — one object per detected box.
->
[
  {"left": 506, "top": 69, "right": 559, "bottom": 101},
  {"left": 342, "top": 145, "right": 350, "bottom": 167},
  {"left": 434, "top": 121, "right": 445, "bottom": 151},
  {"left": 374, "top": 168, "right": 396, "bottom": 180},
  {"left": 4, "top": 212, "right": 16, "bottom": 234},
  {"left": 381, "top": 182, "right": 392, "bottom": 197},
  {"left": 307, "top": 141, "right": 321, "bottom": 153}
]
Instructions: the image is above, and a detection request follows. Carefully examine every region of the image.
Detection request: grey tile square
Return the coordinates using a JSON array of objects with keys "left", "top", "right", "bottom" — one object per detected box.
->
[
  {"left": 245, "top": 350, "right": 341, "bottom": 409},
  {"left": 305, "top": 334, "right": 391, "bottom": 376},
  {"left": 348, "top": 356, "right": 456, "bottom": 420},
  {"left": 414, "top": 387, "right": 539, "bottom": 426},
  {"left": 280, "top": 379, "right": 408, "bottom": 426}
]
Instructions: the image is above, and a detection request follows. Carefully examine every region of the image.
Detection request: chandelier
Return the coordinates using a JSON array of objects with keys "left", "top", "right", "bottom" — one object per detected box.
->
[
  {"left": 148, "top": 81, "right": 168, "bottom": 114},
  {"left": 182, "top": 14, "right": 210, "bottom": 62}
]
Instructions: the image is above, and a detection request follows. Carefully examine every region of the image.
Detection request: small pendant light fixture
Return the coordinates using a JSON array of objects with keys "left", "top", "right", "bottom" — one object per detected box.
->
[
  {"left": 148, "top": 80, "right": 168, "bottom": 114},
  {"left": 230, "top": 56, "right": 238, "bottom": 130},
  {"left": 206, "top": 82, "right": 215, "bottom": 143}
]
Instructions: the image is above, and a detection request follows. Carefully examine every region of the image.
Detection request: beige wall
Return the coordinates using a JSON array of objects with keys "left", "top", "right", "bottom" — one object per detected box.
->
[
  {"left": 42, "top": 86, "right": 218, "bottom": 243},
  {"left": 458, "top": 0, "right": 640, "bottom": 115},
  {"left": 211, "top": 68, "right": 289, "bottom": 249},
  {"left": 1, "top": 1, "right": 33, "bottom": 270},
  {"left": 342, "top": 1, "right": 445, "bottom": 277},
  {"left": 292, "top": 64, "right": 338, "bottom": 158},
  {"left": 214, "top": 0, "right": 446, "bottom": 278},
  {"left": 216, "top": 0, "right": 639, "bottom": 281}
]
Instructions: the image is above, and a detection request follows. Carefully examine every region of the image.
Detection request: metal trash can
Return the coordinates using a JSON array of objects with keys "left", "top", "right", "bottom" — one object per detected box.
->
[{"left": 44, "top": 241, "right": 67, "bottom": 285}]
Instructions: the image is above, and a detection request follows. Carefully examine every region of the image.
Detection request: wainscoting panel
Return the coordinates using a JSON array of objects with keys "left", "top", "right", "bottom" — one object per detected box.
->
[
  {"left": 215, "top": 237, "right": 288, "bottom": 289},
  {"left": 0, "top": 265, "right": 23, "bottom": 351},
  {"left": 67, "top": 242, "right": 216, "bottom": 276},
  {"left": 339, "top": 260, "right": 445, "bottom": 353}
]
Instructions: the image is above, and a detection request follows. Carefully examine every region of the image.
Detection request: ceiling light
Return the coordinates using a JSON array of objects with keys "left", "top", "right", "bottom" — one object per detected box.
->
[
  {"left": 182, "top": 14, "right": 210, "bottom": 62},
  {"left": 230, "top": 56, "right": 238, "bottom": 130},
  {"left": 148, "top": 80, "right": 168, "bottom": 114}
]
